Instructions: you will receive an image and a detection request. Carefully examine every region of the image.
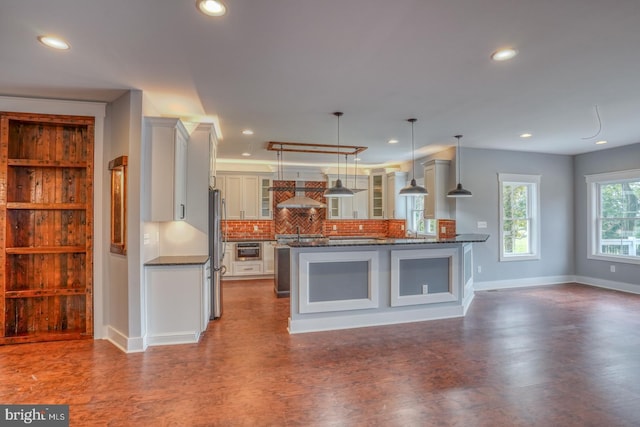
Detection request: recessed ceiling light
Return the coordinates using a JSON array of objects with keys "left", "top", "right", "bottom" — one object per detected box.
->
[
  {"left": 354, "top": 157, "right": 361, "bottom": 161},
  {"left": 491, "top": 47, "right": 518, "bottom": 61},
  {"left": 37, "top": 35, "right": 70, "bottom": 50},
  {"left": 242, "top": 129, "right": 254, "bottom": 135},
  {"left": 520, "top": 133, "right": 532, "bottom": 138},
  {"left": 595, "top": 140, "right": 608, "bottom": 145},
  {"left": 388, "top": 139, "right": 399, "bottom": 144},
  {"left": 196, "top": 0, "right": 226, "bottom": 16},
  {"left": 241, "top": 151, "right": 251, "bottom": 156}
]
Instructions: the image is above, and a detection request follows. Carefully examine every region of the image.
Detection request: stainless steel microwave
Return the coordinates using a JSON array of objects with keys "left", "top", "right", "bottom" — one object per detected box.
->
[{"left": 235, "top": 242, "right": 262, "bottom": 261}]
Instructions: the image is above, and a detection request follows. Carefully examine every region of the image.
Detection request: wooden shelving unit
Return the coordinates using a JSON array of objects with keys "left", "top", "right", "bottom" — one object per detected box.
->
[{"left": 0, "top": 112, "right": 94, "bottom": 344}]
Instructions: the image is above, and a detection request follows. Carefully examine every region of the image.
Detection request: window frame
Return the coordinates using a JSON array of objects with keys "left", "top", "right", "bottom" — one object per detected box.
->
[
  {"left": 405, "top": 178, "right": 428, "bottom": 235},
  {"left": 498, "top": 173, "right": 541, "bottom": 262},
  {"left": 586, "top": 168, "right": 640, "bottom": 265}
]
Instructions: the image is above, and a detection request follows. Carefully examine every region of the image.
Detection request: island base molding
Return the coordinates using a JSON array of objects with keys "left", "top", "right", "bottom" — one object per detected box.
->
[{"left": 288, "top": 303, "right": 468, "bottom": 334}]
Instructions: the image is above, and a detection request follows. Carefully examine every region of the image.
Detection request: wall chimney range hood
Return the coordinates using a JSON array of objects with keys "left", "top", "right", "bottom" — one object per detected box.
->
[{"left": 276, "top": 181, "right": 326, "bottom": 209}]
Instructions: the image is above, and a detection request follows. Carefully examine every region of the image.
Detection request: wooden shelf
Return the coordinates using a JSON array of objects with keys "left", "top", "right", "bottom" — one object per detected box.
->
[
  {"left": 2, "top": 111, "right": 94, "bottom": 343},
  {"left": 5, "top": 246, "right": 86, "bottom": 255},
  {"left": 0, "top": 331, "right": 89, "bottom": 345},
  {"left": 7, "top": 159, "right": 88, "bottom": 168},
  {"left": 6, "top": 203, "right": 87, "bottom": 210},
  {"left": 5, "top": 289, "right": 87, "bottom": 298}
]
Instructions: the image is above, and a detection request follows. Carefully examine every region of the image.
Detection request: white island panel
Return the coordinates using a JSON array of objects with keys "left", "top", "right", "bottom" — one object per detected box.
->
[{"left": 299, "top": 251, "right": 379, "bottom": 313}]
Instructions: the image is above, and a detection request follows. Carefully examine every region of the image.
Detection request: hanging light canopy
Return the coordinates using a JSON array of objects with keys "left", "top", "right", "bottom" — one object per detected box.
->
[
  {"left": 399, "top": 118, "right": 428, "bottom": 196},
  {"left": 324, "top": 112, "right": 354, "bottom": 198},
  {"left": 447, "top": 135, "right": 473, "bottom": 198}
]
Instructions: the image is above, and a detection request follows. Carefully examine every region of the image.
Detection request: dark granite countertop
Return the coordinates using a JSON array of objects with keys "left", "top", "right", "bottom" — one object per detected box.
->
[
  {"left": 145, "top": 255, "right": 210, "bottom": 266},
  {"left": 285, "top": 234, "right": 490, "bottom": 248},
  {"left": 226, "top": 238, "right": 276, "bottom": 242}
]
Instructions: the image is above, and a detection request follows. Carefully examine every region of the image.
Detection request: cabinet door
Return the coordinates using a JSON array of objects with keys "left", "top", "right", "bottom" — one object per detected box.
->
[
  {"left": 370, "top": 174, "right": 385, "bottom": 218},
  {"left": 174, "top": 128, "right": 188, "bottom": 220},
  {"left": 259, "top": 177, "right": 272, "bottom": 219},
  {"left": 263, "top": 242, "right": 275, "bottom": 274},
  {"left": 424, "top": 166, "right": 436, "bottom": 218},
  {"left": 147, "top": 117, "right": 189, "bottom": 222},
  {"left": 225, "top": 176, "right": 244, "bottom": 219},
  {"left": 241, "top": 176, "right": 259, "bottom": 219},
  {"left": 353, "top": 177, "right": 369, "bottom": 219}
]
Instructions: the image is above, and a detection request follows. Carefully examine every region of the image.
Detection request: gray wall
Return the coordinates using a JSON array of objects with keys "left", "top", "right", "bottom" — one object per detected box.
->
[
  {"left": 105, "top": 90, "right": 144, "bottom": 339},
  {"left": 454, "top": 147, "right": 574, "bottom": 283},
  {"left": 574, "top": 142, "right": 640, "bottom": 286}
]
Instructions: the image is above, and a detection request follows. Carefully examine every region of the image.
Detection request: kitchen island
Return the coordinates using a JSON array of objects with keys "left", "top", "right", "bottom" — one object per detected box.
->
[{"left": 285, "top": 234, "right": 489, "bottom": 333}]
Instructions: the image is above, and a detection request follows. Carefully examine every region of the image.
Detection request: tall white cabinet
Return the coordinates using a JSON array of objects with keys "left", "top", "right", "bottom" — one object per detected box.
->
[
  {"left": 424, "top": 159, "right": 452, "bottom": 219},
  {"left": 145, "top": 117, "right": 189, "bottom": 221},
  {"left": 386, "top": 171, "right": 408, "bottom": 219}
]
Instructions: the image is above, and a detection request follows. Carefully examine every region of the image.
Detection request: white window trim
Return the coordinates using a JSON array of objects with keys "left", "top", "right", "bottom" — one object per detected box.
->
[
  {"left": 498, "top": 173, "right": 541, "bottom": 262},
  {"left": 585, "top": 168, "right": 640, "bottom": 265}
]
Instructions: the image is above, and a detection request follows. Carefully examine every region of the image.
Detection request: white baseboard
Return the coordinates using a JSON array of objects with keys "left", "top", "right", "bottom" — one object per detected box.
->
[
  {"left": 474, "top": 274, "right": 639, "bottom": 295},
  {"left": 574, "top": 276, "right": 640, "bottom": 295},
  {"left": 474, "top": 275, "right": 574, "bottom": 291},
  {"left": 106, "top": 326, "right": 146, "bottom": 353},
  {"left": 145, "top": 331, "right": 201, "bottom": 346},
  {"left": 288, "top": 305, "right": 464, "bottom": 334}
]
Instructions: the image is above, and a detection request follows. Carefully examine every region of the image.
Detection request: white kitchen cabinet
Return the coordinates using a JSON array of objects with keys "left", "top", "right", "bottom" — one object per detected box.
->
[
  {"left": 186, "top": 123, "right": 214, "bottom": 233},
  {"left": 259, "top": 177, "right": 273, "bottom": 219},
  {"left": 263, "top": 241, "right": 276, "bottom": 274},
  {"left": 369, "top": 172, "right": 386, "bottom": 218},
  {"left": 231, "top": 261, "right": 263, "bottom": 276},
  {"left": 327, "top": 175, "right": 369, "bottom": 219},
  {"left": 424, "top": 159, "right": 452, "bottom": 219},
  {"left": 386, "top": 171, "right": 408, "bottom": 219},
  {"left": 224, "top": 175, "right": 259, "bottom": 219},
  {"left": 145, "top": 117, "right": 189, "bottom": 221},
  {"left": 222, "top": 243, "right": 232, "bottom": 276},
  {"left": 144, "top": 258, "right": 210, "bottom": 347}
]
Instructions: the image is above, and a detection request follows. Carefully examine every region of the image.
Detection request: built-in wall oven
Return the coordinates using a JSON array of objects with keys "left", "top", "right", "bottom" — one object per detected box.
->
[{"left": 235, "top": 242, "right": 262, "bottom": 261}]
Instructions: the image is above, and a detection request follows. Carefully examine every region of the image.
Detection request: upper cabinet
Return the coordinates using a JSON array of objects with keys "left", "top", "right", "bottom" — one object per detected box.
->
[
  {"left": 186, "top": 123, "right": 215, "bottom": 232},
  {"left": 259, "top": 177, "right": 273, "bottom": 219},
  {"left": 327, "top": 175, "right": 369, "bottom": 219},
  {"left": 145, "top": 117, "right": 189, "bottom": 222},
  {"left": 222, "top": 174, "right": 260, "bottom": 220},
  {"left": 369, "top": 172, "right": 386, "bottom": 219},
  {"left": 386, "top": 171, "right": 408, "bottom": 219},
  {"left": 424, "top": 159, "right": 452, "bottom": 219}
]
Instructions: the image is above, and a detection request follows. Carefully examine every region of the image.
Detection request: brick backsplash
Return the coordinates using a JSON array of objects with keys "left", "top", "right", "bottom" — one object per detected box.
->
[
  {"left": 223, "top": 180, "right": 409, "bottom": 240},
  {"left": 222, "top": 220, "right": 274, "bottom": 240}
]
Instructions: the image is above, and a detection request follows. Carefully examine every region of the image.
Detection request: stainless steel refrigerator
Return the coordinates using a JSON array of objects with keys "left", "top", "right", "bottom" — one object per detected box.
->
[{"left": 209, "top": 187, "right": 226, "bottom": 319}]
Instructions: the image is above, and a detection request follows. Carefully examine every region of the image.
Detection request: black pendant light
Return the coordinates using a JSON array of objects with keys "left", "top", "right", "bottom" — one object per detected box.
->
[
  {"left": 447, "top": 134, "right": 472, "bottom": 198},
  {"left": 399, "top": 118, "right": 428, "bottom": 196},
  {"left": 324, "top": 112, "right": 354, "bottom": 198}
]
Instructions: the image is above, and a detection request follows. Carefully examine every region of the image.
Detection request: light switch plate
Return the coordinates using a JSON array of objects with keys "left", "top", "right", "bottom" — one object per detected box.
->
[{"left": 477, "top": 221, "right": 487, "bottom": 229}]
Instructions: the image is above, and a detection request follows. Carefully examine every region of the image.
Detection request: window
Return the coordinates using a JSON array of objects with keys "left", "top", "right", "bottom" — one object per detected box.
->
[
  {"left": 405, "top": 179, "right": 428, "bottom": 235},
  {"left": 499, "top": 173, "right": 541, "bottom": 261},
  {"left": 586, "top": 169, "right": 640, "bottom": 264},
  {"left": 407, "top": 194, "right": 425, "bottom": 234}
]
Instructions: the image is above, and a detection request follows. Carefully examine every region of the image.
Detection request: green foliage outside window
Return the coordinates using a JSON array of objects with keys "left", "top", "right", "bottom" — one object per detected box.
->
[
  {"left": 598, "top": 181, "right": 640, "bottom": 256},
  {"left": 502, "top": 183, "right": 530, "bottom": 255}
]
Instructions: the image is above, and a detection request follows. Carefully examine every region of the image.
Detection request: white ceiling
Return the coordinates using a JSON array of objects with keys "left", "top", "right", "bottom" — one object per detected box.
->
[{"left": 2, "top": 0, "right": 640, "bottom": 167}]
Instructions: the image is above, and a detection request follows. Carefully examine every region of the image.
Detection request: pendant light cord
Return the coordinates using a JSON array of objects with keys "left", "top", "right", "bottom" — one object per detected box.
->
[
  {"left": 333, "top": 112, "right": 344, "bottom": 182},
  {"left": 407, "top": 118, "right": 417, "bottom": 180},
  {"left": 455, "top": 135, "right": 462, "bottom": 183}
]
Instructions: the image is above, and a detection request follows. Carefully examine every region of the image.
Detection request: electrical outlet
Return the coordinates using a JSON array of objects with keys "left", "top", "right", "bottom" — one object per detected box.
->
[
  {"left": 332, "top": 225, "right": 337, "bottom": 231},
  {"left": 359, "top": 224, "right": 363, "bottom": 231},
  {"left": 477, "top": 221, "right": 487, "bottom": 229},
  {"left": 610, "top": 265, "right": 616, "bottom": 273},
  {"left": 477, "top": 265, "right": 482, "bottom": 273},
  {"left": 422, "top": 284, "right": 429, "bottom": 294},
  {"left": 401, "top": 224, "right": 405, "bottom": 231},
  {"left": 253, "top": 225, "right": 258, "bottom": 232}
]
